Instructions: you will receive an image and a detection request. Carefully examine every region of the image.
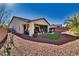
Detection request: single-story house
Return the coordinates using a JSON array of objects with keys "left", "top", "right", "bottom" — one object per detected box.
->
[{"left": 9, "top": 16, "right": 50, "bottom": 36}]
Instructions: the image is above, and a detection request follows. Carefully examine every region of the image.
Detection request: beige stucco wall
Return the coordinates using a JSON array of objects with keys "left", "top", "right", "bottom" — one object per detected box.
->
[
  {"left": 33, "top": 20, "right": 49, "bottom": 25},
  {"left": 9, "top": 18, "right": 29, "bottom": 34}
]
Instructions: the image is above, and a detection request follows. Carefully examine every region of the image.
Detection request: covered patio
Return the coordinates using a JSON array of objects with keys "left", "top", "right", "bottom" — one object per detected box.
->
[
  {"left": 25, "top": 19, "right": 50, "bottom": 36},
  {"left": 34, "top": 24, "right": 48, "bottom": 35},
  {"left": 23, "top": 23, "right": 49, "bottom": 36}
]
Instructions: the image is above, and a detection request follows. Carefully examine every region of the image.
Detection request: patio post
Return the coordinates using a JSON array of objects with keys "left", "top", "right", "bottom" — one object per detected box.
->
[
  {"left": 28, "top": 22, "right": 34, "bottom": 36},
  {"left": 48, "top": 26, "right": 50, "bottom": 33}
]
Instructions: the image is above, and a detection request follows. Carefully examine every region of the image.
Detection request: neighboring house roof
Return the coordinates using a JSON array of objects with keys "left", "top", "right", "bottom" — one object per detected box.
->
[
  {"left": 8, "top": 16, "right": 50, "bottom": 26},
  {"left": 50, "top": 24, "right": 62, "bottom": 28},
  {"left": 50, "top": 24, "right": 62, "bottom": 26}
]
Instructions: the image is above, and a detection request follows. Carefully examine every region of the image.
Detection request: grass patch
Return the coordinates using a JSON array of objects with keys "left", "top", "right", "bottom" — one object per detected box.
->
[{"left": 43, "top": 34, "right": 61, "bottom": 40}]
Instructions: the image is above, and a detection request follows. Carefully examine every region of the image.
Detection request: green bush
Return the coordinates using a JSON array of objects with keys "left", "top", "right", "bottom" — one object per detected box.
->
[
  {"left": 73, "top": 28, "right": 79, "bottom": 36},
  {"left": 70, "top": 28, "right": 79, "bottom": 36},
  {"left": 32, "top": 33, "right": 38, "bottom": 37}
]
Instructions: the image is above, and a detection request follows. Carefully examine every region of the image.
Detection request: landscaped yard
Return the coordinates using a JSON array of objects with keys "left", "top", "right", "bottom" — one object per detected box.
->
[
  {"left": 0, "top": 29, "right": 79, "bottom": 55},
  {"left": 42, "top": 34, "right": 61, "bottom": 40},
  {"left": 1, "top": 34, "right": 79, "bottom": 56}
]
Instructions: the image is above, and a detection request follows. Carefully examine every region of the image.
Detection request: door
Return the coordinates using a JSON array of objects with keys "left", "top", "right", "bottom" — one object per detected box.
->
[
  {"left": 34, "top": 27, "right": 39, "bottom": 33},
  {"left": 23, "top": 24, "right": 29, "bottom": 35}
]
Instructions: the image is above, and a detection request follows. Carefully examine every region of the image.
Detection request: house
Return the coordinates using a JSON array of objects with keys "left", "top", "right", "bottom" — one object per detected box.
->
[
  {"left": 9, "top": 16, "right": 50, "bottom": 36},
  {"left": 49, "top": 24, "right": 68, "bottom": 33},
  {"left": 50, "top": 24, "right": 62, "bottom": 28}
]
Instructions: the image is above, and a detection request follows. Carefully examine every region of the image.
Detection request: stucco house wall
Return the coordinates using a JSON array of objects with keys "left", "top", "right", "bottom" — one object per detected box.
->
[
  {"left": 9, "top": 18, "right": 29, "bottom": 34},
  {"left": 33, "top": 20, "right": 49, "bottom": 25}
]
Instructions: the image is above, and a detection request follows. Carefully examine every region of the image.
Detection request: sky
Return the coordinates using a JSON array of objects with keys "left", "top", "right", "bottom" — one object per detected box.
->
[{"left": 7, "top": 3, "right": 79, "bottom": 24}]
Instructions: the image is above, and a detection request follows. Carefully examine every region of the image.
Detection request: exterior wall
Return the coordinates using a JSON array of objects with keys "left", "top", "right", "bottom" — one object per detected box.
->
[
  {"left": 9, "top": 18, "right": 29, "bottom": 34},
  {"left": 33, "top": 20, "right": 49, "bottom": 25}
]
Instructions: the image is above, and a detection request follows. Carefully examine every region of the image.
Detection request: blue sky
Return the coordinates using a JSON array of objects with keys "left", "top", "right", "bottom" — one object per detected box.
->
[{"left": 8, "top": 3, "right": 79, "bottom": 24}]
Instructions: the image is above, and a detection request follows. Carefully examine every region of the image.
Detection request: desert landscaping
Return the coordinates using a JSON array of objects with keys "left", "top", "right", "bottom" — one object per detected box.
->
[
  {"left": 0, "top": 28, "right": 79, "bottom": 56},
  {"left": 10, "top": 34, "right": 79, "bottom": 56}
]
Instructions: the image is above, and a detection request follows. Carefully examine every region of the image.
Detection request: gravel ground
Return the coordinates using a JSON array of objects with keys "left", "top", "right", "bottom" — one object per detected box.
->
[
  {"left": 7, "top": 34, "right": 79, "bottom": 56},
  {"left": 0, "top": 28, "right": 8, "bottom": 55},
  {"left": 0, "top": 29, "right": 79, "bottom": 56},
  {"left": 0, "top": 28, "right": 7, "bottom": 42}
]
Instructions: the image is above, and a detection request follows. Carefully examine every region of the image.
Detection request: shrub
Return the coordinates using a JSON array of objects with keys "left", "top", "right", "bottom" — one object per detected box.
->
[
  {"left": 73, "top": 28, "right": 79, "bottom": 36},
  {"left": 69, "top": 28, "right": 79, "bottom": 36},
  {"left": 32, "top": 33, "right": 38, "bottom": 37}
]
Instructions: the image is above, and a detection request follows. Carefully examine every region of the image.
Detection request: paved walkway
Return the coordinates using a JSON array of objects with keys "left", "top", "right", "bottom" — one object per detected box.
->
[{"left": 14, "top": 33, "right": 79, "bottom": 45}]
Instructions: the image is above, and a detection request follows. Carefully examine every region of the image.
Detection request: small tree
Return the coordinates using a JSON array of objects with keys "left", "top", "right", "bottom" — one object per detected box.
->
[{"left": 0, "top": 4, "right": 11, "bottom": 28}]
